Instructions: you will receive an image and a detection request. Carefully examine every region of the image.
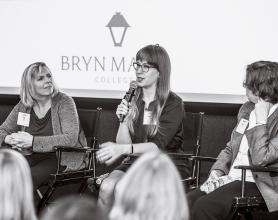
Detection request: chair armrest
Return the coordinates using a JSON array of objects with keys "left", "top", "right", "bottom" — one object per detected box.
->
[
  {"left": 167, "top": 153, "right": 194, "bottom": 159},
  {"left": 235, "top": 165, "right": 278, "bottom": 197},
  {"left": 54, "top": 146, "right": 98, "bottom": 153},
  {"left": 54, "top": 146, "right": 98, "bottom": 173},
  {"left": 234, "top": 165, "right": 278, "bottom": 173},
  {"left": 126, "top": 153, "right": 194, "bottom": 160},
  {"left": 191, "top": 156, "right": 217, "bottom": 162}
]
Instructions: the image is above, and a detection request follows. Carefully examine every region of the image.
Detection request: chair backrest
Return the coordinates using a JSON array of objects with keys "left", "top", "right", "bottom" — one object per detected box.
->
[
  {"left": 36, "top": 108, "right": 103, "bottom": 213},
  {"left": 77, "top": 108, "right": 102, "bottom": 148},
  {"left": 183, "top": 112, "right": 204, "bottom": 155},
  {"left": 77, "top": 108, "right": 102, "bottom": 173},
  {"left": 198, "top": 114, "right": 237, "bottom": 183},
  {"left": 183, "top": 112, "right": 204, "bottom": 178}
]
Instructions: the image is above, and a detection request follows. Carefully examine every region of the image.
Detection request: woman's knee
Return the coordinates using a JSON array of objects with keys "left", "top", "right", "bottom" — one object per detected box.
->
[
  {"left": 99, "top": 171, "right": 124, "bottom": 197},
  {"left": 191, "top": 194, "right": 227, "bottom": 220},
  {"left": 99, "top": 178, "right": 116, "bottom": 196},
  {"left": 190, "top": 195, "right": 212, "bottom": 219},
  {"left": 192, "top": 194, "right": 208, "bottom": 209},
  {"left": 187, "top": 188, "right": 206, "bottom": 209}
]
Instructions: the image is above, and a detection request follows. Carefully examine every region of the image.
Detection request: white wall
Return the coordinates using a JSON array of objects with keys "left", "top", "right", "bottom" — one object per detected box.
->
[{"left": 0, "top": 0, "right": 277, "bottom": 103}]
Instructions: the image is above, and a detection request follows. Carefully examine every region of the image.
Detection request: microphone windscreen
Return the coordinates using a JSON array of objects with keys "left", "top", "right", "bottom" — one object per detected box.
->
[{"left": 119, "top": 81, "right": 138, "bottom": 122}]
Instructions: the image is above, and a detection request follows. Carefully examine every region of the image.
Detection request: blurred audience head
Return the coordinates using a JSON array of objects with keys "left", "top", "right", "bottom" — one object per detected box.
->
[
  {"left": 110, "top": 151, "right": 189, "bottom": 220},
  {"left": 0, "top": 149, "right": 37, "bottom": 220},
  {"left": 20, "top": 62, "right": 59, "bottom": 107},
  {"left": 41, "top": 195, "right": 109, "bottom": 220},
  {"left": 244, "top": 60, "right": 278, "bottom": 104}
]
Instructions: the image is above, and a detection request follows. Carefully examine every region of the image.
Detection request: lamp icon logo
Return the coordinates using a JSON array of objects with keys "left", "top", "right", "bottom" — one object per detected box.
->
[{"left": 106, "top": 12, "right": 130, "bottom": 47}]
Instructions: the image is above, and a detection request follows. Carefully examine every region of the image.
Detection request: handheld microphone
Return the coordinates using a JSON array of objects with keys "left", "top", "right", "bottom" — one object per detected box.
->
[{"left": 119, "top": 81, "right": 138, "bottom": 122}]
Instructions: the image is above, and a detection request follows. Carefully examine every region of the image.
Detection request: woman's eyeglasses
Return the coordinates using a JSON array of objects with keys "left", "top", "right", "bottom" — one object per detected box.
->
[{"left": 133, "top": 62, "right": 156, "bottom": 73}]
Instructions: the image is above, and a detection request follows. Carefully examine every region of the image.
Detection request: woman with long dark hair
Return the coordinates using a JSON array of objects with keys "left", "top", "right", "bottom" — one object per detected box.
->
[{"left": 96, "top": 44, "right": 189, "bottom": 212}]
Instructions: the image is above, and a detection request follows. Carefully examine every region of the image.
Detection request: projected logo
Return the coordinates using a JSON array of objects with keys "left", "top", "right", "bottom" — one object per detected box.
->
[
  {"left": 60, "top": 12, "right": 134, "bottom": 90},
  {"left": 106, "top": 12, "right": 130, "bottom": 47}
]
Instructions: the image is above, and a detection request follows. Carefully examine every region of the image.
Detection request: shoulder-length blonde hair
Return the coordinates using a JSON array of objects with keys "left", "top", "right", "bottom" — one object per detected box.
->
[
  {"left": 110, "top": 152, "right": 189, "bottom": 220},
  {"left": 20, "top": 62, "right": 59, "bottom": 107},
  {"left": 127, "top": 44, "right": 171, "bottom": 137},
  {"left": 0, "top": 149, "right": 37, "bottom": 220}
]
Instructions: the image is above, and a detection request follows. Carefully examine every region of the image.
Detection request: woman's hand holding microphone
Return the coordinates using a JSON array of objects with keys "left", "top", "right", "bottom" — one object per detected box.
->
[
  {"left": 116, "top": 99, "right": 131, "bottom": 123},
  {"left": 97, "top": 81, "right": 137, "bottom": 165},
  {"left": 116, "top": 80, "right": 137, "bottom": 123}
]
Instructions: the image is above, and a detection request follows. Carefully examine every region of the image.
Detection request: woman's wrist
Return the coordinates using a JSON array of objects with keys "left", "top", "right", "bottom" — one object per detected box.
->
[
  {"left": 4, "top": 135, "right": 8, "bottom": 144},
  {"left": 31, "top": 136, "right": 34, "bottom": 148},
  {"left": 122, "top": 144, "right": 133, "bottom": 155},
  {"left": 210, "top": 170, "right": 224, "bottom": 178},
  {"left": 4, "top": 135, "right": 11, "bottom": 144}
]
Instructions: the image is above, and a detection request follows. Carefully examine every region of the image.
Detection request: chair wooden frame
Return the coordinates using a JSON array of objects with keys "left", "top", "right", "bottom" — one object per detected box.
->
[
  {"left": 229, "top": 165, "right": 278, "bottom": 220},
  {"left": 37, "top": 107, "right": 102, "bottom": 213},
  {"left": 92, "top": 112, "right": 206, "bottom": 192},
  {"left": 189, "top": 155, "right": 217, "bottom": 188},
  {"left": 168, "top": 112, "right": 206, "bottom": 191}
]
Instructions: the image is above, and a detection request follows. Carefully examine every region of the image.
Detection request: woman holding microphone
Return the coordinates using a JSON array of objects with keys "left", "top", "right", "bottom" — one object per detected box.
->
[{"left": 96, "top": 44, "right": 189, "bottom": 212}]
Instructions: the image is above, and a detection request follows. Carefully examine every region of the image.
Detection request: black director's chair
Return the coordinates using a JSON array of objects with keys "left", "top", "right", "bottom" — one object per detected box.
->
[{"left": 37, "top": 108, "right": 102, "bottom": 213}]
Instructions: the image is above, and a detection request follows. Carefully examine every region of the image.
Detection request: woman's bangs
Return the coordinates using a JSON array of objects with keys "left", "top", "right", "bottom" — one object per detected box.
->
[{"left": 136, "top": 48, "right": 156, "bottom": 65}]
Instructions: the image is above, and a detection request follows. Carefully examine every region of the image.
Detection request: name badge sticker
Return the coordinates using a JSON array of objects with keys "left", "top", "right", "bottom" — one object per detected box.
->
[
  {"left": 143, "top": 110, "right": 152, "bottom": 125},
  {"left": 17, "top": 112, "right": 30, "bottom": 127},
  {"left": 143, "top": 110, "right": 157, "bottom": 125},
  {"left": 235, "top": 118, "right": 249, "bottom": 134}
]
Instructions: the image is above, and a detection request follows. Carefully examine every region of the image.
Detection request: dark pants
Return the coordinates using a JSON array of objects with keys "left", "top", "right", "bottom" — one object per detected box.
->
[
  {"left": 26, "top": 153, "right": 58, "bottom": 205},
  {"left": 116, "top": 154, "right": 190, "bottom": 179},
  {"left": 187, "top": 181, "right": 262, "bottom": 220}
]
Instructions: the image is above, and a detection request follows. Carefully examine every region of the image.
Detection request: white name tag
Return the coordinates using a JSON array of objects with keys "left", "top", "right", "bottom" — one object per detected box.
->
[
  {"left": 143, "top": 110, "right": 156, "bottom": 125},
  {"left": 235, "top": 118, "right": 249, "bottom": 134},
  {"left": 17, "top": 112, "right": 30, "bottom": 127}
]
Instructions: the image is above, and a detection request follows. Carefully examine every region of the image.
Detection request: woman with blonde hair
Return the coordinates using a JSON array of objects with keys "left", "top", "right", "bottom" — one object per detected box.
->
[
  {"left": 0, "top": 149, "right": 37, "bottom": 220},
  {"left": 96, "top": 44, "right": 189, "bottom": 212},
  {"left": 0, "top": 62, "right": 87, "bottom": 204},
  {"left": 110, "top": 151, "right": 189, "bottom": 220}
]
